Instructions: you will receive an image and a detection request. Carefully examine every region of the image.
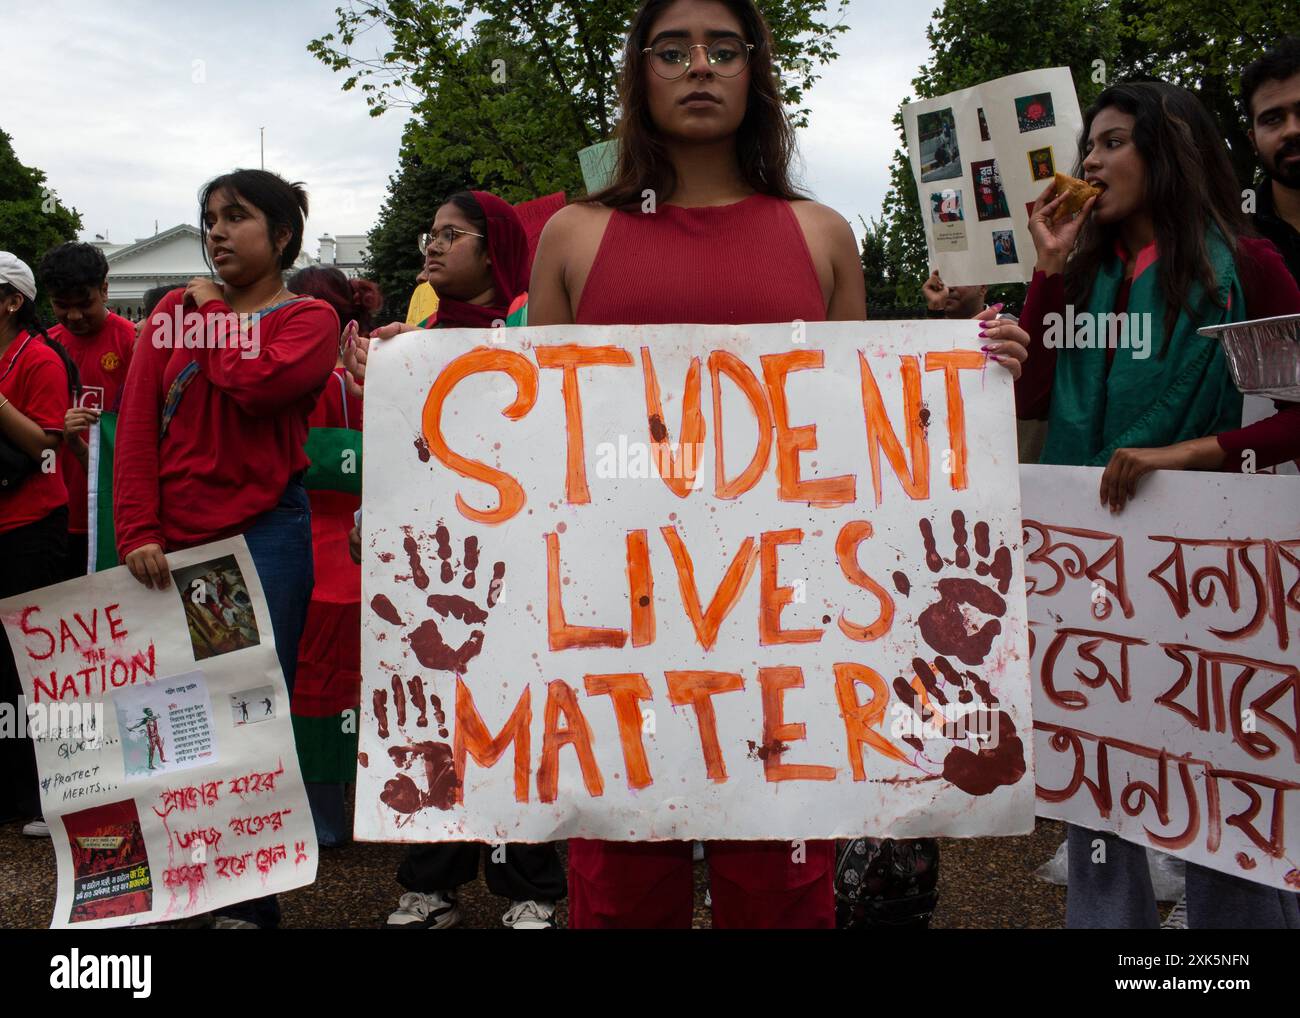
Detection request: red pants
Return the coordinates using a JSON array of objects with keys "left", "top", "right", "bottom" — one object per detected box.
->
[{"left": 568, "top": 838, "right": 835, "bottom": 929}]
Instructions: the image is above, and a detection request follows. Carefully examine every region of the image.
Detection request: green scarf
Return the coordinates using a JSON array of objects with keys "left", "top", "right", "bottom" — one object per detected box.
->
[{"left": 1042, "top": 230, "right": 1244, "bottom": 467}]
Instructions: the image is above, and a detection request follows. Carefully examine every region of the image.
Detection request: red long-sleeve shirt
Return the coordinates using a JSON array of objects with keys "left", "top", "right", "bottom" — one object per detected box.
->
[
  {"left": 114, "top": 289, "right": 339, "bottom": 556},
  {"left": 1015, "top": 235, "right": 1300, "bottom": 471}
]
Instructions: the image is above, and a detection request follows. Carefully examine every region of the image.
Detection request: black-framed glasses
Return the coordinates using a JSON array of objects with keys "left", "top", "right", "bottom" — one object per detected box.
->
[
  {"left": 642, "top": 39, "right": 754, "bottom": 79},
  {"left": 419, "top": 225, "right": 485, "bottom": 256}
]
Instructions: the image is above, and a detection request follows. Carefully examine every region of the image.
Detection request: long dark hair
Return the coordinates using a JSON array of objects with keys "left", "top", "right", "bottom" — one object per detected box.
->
[
  {"left": 198, "top": 169, "right": 309, "bottom": 272},
  {"left": 587, "top": 0, "right": 805, "bottom": 210},
  {"left": 287, "top": 266, "right": 383, "bottom": 334},
  {"left": 1064, "top": 82, "right": 1251, "bottom": 346}
]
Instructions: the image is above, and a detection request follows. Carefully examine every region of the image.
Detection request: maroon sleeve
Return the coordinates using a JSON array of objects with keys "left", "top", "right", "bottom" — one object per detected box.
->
[
  {"left": 1217, "top": 402, "right": 1300, "bottom": 472},
  {"left": 113, "top": 293, "right": 174, "bottom": 556},
  {"left": 1013, "top": 269, "right": 1065, "bottom": 420},
  {"left": 1213, "top": 239, "right": 1300, "bottom": 471},
  {"left": 190, "top": 299, "right": 339, "bottom": 416},
  {"left": 1237, "top": 236, "right": 1300, "bottom": 318}
]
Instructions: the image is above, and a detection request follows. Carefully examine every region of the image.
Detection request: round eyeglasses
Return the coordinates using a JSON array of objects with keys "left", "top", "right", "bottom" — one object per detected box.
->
[
  {"left": 418, "top": 225, "right": 485, "bottom": 256},
  {"left": 642, "top": 39, "right": 754, "bottom": 80}
]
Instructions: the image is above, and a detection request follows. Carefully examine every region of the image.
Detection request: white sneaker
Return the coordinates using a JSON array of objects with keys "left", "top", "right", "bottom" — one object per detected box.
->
[
  {"left": 21, "top": 819, "right": 49, "bottom": 838},
  {"left": 211, "top": 916, "right": 260, "bottom": 929},
  {"left": 1161, "top": 895, "right": 1188, "bottom": 929},
  {"left": 502, "top": 899, "right": 556, "bottom": 929},
  {"left": 385, "top": 891, "right": 460, "bottom": 929}
]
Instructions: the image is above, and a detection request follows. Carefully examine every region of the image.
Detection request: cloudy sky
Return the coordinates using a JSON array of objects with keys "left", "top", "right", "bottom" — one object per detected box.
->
[{"left": 3, "top": 0, "right": 935, "bottom": 254}]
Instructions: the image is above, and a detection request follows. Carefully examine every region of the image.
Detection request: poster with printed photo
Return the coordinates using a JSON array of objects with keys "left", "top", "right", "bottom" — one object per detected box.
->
[
  {"left": 1028, "top": 146, "right": 1055, "bottom": 181},
  {"left": 992, "top": 230, "right": 1019, "bottom": 265},
  {"left": 918, "top": 108, "right": 962, "bottom": 182},
  {"left": 1016, "top": 92, "right": 1056, "bottom": 132},
  {"left": 971, "top": 159, "right": 1010, "bottom": 221},
  {"left": 172, "top": 555, "right": 260, "bottom": 662},
  {"left": 903, "top": 67, "right": 1085, "bottom": 284}
]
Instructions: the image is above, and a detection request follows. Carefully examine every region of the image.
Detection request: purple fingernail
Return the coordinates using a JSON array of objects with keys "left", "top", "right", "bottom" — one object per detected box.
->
[{"left": 980, "top": 344, "right": 996, "bottom": 352}]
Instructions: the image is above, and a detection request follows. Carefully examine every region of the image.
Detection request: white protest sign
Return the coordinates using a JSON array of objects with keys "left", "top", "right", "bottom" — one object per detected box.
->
[
  {"left": 1023, "top": 465, "right": 1300, "bottom": 890},
  {"left": 0, "top": 537, "right": 317, "bottom": 927},
  {"left": 356, "top": 321, "right": 1035, "bottom": 843},
  {"left": 903, "top": 67, "right": 1086, "bottom": 285}
]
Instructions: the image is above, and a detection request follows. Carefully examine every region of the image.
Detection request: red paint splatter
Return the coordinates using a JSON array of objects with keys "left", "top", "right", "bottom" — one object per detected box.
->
[{"left": 370, "top": 593, "right": 403, "bottom": 625}]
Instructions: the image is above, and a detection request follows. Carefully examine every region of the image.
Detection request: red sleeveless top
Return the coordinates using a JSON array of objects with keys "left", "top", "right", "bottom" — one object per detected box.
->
[{"left": 575, "top": 194, "right": 826, "bottom": 326}]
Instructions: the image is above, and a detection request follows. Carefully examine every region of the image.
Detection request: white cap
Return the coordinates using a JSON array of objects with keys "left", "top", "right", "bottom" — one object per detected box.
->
[{"left": 0, "top": 252, "right": 37, "bottom": 302}]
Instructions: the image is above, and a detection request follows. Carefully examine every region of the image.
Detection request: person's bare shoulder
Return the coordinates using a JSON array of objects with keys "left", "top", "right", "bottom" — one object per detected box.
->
[
  {"left": 538, "top": 201, "right": 615, "bottom": 247},
  {"left": 788, "top": 199, "right": 857, "bottom": 249}
]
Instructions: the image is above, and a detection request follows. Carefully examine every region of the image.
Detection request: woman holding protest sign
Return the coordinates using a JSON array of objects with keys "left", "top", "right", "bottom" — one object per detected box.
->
[
  {"left": 1000, "top": 81, "right": 1300, "bottom": 928},
  {"left": 346, "top": 190, "right": 566, "bottom": 930},
  {"left": 527, "top": 0, "right": 1023, "bottom": 930},
  {"left": 114, "top": 169, "right": 339, "bottom": 928}
]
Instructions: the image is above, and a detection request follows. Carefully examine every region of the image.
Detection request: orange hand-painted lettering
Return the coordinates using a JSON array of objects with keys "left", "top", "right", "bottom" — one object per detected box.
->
[
  {"left": 661, "top": 526, "right": 759, "bottom": 651},
  {"left": 665, "top": 670, "right": 745, "bottom": 782},
  {"left": 641, "top": 347, "right": 705, "bottom": 498},
  {"left": 537, "top": 680, "right": 604, "bottom": 803},
  {"left": 759, "top": 349, "right": 855, "bottom": 506},
  {"left": 858, "top": 352, "right": 930, "bottom": 504},
  {"left": 833, "top": 661, "right": 909, "bottom": 780},
  {"left": 626, "top": 530, "right": 655, "bottom": 647},
  {"left": 545, "top": 532, "right": 628, "bottom": 651},
  {"left": 423, "top": 348, "right": 537, "bottom": 525},
  {"left": 924, "top": 350, "right": 984, "bottom": 492},
  {"left": 759, "top": 528, "right": 822, "bottom": 645},
  {"left": 756, "top": 666, "right": 837, "bottom": 781},
  {"left": 453, "top": 676, "right": 532, "bottom": 803},
  {"left": 708, "top": 350, "right": 773, "bottom": 499},
  {"left": 535, "top": 344, "right": 634, "bottom": 504},
  {"left": 584, "top": 673, "right": 654, "bottom": 790},
  {"left": 835, "top": 520, "right": 894, "bottom": 641}
]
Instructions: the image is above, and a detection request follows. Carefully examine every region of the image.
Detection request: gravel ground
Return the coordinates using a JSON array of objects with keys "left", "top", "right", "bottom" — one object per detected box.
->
[{"left": 0, "top": 814, "right": 1073, "bottom": 929}]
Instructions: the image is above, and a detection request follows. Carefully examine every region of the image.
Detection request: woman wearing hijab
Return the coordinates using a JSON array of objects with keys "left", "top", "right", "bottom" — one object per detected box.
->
[{"left": 347, "top": 190, "right": 564, "bottom": 929}]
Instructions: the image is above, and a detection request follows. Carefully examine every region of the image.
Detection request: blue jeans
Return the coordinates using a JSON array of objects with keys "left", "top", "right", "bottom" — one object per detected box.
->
[
  {"left": 1066, "top": 824, "right": 1300, "bottom": 929},
  {"left": 220, "top": 479, "right": 313, "bottom": 928}
]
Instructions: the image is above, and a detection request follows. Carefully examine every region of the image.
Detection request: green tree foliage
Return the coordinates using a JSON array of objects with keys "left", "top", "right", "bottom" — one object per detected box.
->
[
  {"left": 0, "top": 128, "right": 82, "bottom": 280},
  {"left": 309, "top": 0, "right": 850, "bottom": 202},
  {"left": 364, "top": 136, "right": 471, "bottom": 325},
  {"left": 1115, "top": 0, "right": 1300, "bottom": 186}
]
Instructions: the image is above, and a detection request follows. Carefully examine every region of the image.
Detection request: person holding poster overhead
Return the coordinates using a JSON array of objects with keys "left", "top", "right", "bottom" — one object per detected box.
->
[
  {"left": 113, "top": 169, "right": 339, "bottom": 927},
  {"left": 529, "top": 0, "right": 1023, "bottom": 929},
  {"left": 1001, "top": 81, "right": 1300, "bottom": 929}
]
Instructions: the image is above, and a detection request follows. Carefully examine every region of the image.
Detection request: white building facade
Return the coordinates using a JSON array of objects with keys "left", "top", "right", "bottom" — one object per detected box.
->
[{"left": 95, "top": 228, "right": 368, "bottom": 319}]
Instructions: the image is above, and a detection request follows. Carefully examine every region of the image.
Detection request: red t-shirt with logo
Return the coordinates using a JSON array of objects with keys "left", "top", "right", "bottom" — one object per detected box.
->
[
  {"left": 0, "top": 332, "right": 72, "bottom": 534},
  {"left": 50, "top": 313, "right": 136, "bottom": 533}
]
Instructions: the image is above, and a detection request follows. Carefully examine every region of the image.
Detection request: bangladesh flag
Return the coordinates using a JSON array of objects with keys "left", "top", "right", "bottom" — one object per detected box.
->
[
  {"left": 86, "top": 411, "right": 120, "bottom": 573},
  {"left": 294, "top": 424, "right": 363, "bottom": 784}
]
